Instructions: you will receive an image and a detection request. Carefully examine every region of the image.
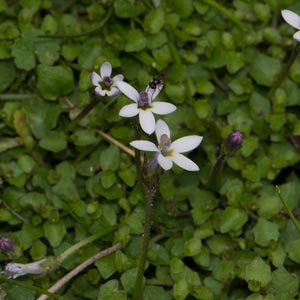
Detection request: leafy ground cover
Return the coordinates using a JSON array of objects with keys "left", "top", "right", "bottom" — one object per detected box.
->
[{"left": 0, "top": 0, "right": 300, "bottom": 299}]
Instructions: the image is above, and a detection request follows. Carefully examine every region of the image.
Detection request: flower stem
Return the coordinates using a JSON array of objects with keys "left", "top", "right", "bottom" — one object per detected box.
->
[
  {"left": 67, "top": 96, "right": 100, "bottom": 131},
  {"left": 58, "top": 225, "right": 116, "bottom": 263},
  {"left": 268, "top": 42, "right": 300, "bottom": 100},
  {"left": 132, "top": 180, "right": 158, "bottom": 300},
  {"left": 0, "top": 94, "right": 36, "bottom": 100},
  {"left": 209, "top": 154, "right": 226, "bottom": 189},
  {"left": 276, "top": 186, "right": 300, "bottom": 235},
  {"left": 2, "top": 277, "right": 63, "bottom": 300},
  {"left": 67, "top": 96, "right": 116, "bottom": 131},
  {"left": 202, "top": 0, "right": 248, "bottom": 30}
]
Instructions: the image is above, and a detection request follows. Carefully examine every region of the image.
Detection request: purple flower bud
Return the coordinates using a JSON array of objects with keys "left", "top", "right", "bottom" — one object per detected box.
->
[
  {"left": 0, "top": 236, "right": 14, "bottom": 253},
  {"left": 222, "top": 130, "right": 244, "bottom": 155}
]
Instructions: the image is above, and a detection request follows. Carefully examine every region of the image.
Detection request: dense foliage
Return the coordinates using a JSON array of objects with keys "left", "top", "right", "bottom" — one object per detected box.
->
[{"left": 0, "top": 0, "right": 300, "bottom": 299}]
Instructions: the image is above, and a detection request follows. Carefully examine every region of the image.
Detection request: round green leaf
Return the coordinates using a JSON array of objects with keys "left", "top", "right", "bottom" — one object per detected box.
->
[{"left": 37, "top": 65, "right": 74, "bottom": 100}]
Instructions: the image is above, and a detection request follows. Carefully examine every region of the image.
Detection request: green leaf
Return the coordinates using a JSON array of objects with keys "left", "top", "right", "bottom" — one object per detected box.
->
[
  {"left": 118, "top": 166, "right": 136, "bottom": 187},
  {"left": 11, "top": 29, "right": 37, "bottom": 71},
  {"left": 212, "top": 259, "right": 235, "bottom": 282},
  {"left": 100, "top": 145, "right": 120, "bottom": 171},
  {"left": 43, "top": 220, "right": 66, "bottom": 248},
  {"left": 224, "top": 51, "right": 244, "bottom": 73},
  {"left": 285, "top": 239, "right": 300, "bottom": 263},
  {"left": 71, "top": 129, "right": 98, "bottom": 146},
  {"left": 195, "top": 81, "right": 215, "bottom": 95},
  {"left": 77, "top": 43, "right": 101, "bottom": 69},
  {"left": 100, "top": 170, "right": 116, "bottom": 189},
  {"left": 267, "top": 267, "right": 299, "bottom": 297},
  {"left": 148, "top": 243, "right": 170, "bottom": 265},
  {"left": 30, "top": 239, "right": 47, "bottom": 260},
  {"left": 120, "top": 267, "right": 137, "bottom": 293},
  {"left": 114, "top": 0, "right": 145, "bottom": 18},
  {"left": 216, "top": 207, "right": 248, "bottom": 233},
  {"left": 95, "top": 253, "right": 116, "bottom": 279},
  {"left": 6, "top": 286, "right": 35, "bottom": 300},
  {"left": 253, "top": 218, "right": 279, "bottom": 247},
  {"left": 173, "top": 278, "right": 189, "bottom": 300},
  {"left": 98, "top": 280, "right": 126, "bottom": 300},
  {"left": 249, "top": 91, "right": 271, "bottom": 117},
  {"left": 37, "top": 65, "right": 74, "bottom": 100},
  {"left": 144, "top": 286, "right": 173, "bottom": 300},
  {"left": 269, "top": 142, "right": 300, "bottom": 168},
  {"left": 244, "top": 257, "right": 272, "bottom": 291},
  {"left": 39, "top": 130, "right": 67, "bottom": 152},
  {"left": 249, "top": 53, "right": 281, "bottom": 87},
  {"left": 23, "top": 98, "right": 61, "bottom": 139},
  {"left": 171, "top": 0, "right": 194, "bottom": 18},
  {"left": 144, "top": 8, "right": 165, "bottom": 34},
  {"left": 0, "top": 61, "right": 17, "bottom": 93},
  {"left": 183, "top": 237, "right": 202, "bottom": 257},
  {"left": 125, "top": 29, "right": 147, "bottom": 52},
  {"left": 19, "top": 192, "right": 46, "bottom": 211},
  {"left": 35, "top": 38, "right": 60, "bottom": 65}
]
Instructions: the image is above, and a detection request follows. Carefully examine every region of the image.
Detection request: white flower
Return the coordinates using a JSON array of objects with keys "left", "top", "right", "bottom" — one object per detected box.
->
[
  {"left": 130, "top": 119, "right": 203, "bottom": 171},
  {"left": 117, "top": 81, "right": 176, "bottom": 135},
  {"left": 91, "top": 61, "right": 124, "bottom": 97},
  {"left": 281, "top": 10, "right": 300, "bottom": 41}
]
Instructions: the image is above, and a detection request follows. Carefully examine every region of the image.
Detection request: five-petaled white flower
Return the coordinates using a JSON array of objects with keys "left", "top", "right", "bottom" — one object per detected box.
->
[
  {"left": 130, "top": 119, "right": 203, "bottom": 171},
  {"left": 117, "top": 81, "right": 176, "bottom": 135},
  {"left": 281, "top": 10, "right": 300, "bottom": 41},
  {"left": 91, "top": 61, "right": 124, "bottom": 97}
]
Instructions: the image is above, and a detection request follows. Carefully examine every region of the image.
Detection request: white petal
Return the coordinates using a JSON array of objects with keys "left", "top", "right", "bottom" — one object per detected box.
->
[
  {"left": 171, "top": 136, "right": 203, "bottom": 153},
  {"left": 171, "top": 153, "right": 199, "bottom": 171},
  {"left": 281, "top": 10, "right": 300, "bottom": 30},
  {"left": 91, "top": 72, "right": 102, "bottom": 86},
  {"left": 293, "top": 31, "right": 300, "bottom": 41},
  {"left": 119, "top": 104, "right": 139, "bottom": 117},
  {"left": 151, "top": 102, "right": 177, "bottom": 115},
  {"left": 112, "top": 74, "right": 124, "bottom": 84},
  {"left": 117, "top": 81, "right": 139, "bottom": 102},
  {"left": 130, "top": 140, "right": 159, "bottom": 152},
  {"left": 139, "top": 110, "right": 155, "bottom": 135},
  {"left": 95, "top": 86, "right": 106, "bottom": 96},
  {"left": 155, "top": 119, "right": 170, "bottom": 143},
  {"left": 100, "top": 61, "right": 112, "bottom": 77},
  {"left": 146, "top": 84, "right": 163, "bottom": 100},
  {"left": 157, "top": 154, "right": 173, "bottom": 170},
  {"left": 106, "top": 87, "right": 120, "bottom": 97}
]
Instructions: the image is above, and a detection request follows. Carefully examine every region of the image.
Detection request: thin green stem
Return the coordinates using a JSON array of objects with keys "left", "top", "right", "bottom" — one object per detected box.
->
[
  {"left": 132, "top": 184, "right": 156, "bottom": 300},
  {"left": 202, "top": 0, "right": 248, "bottom": 30},
  {"left": 209, "top": 154, "right": 226, "bottom": 188},
  {"left": 38, "top": 7, "right": 113, "bottom": 39},
  {"left": 67, "top": 96, "right": 100, "bottom": 131},
  {"left": 68, "top": 96, "right": 117, "bottom": 131},
  {"left": 0, "top": 94, "right": 36, "bottom": 100},
  {"left": 133, "top": 119, "right": 142, "bottom": 183},
  {"left": 1, "top": 277, "right": 63, "bottom": 300},
  {"left": 58, "top": 225, "right": 116, "bottom": 263},
  {"left": 276, "top": 186, "right": 300, "bottom": 234},
  {"left": 269, "top": 42, "right": 300, "bottom": 100}
]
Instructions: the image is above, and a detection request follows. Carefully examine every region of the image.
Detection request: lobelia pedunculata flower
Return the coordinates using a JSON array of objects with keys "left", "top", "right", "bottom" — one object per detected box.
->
[
  {"left": 117, "top": 81, "right": 176, "bottom": 135},
  {"left": 91, "top": 61, "right": 124, "bottom": 97},
  {"left": 281, "top": 9, "right": 300, "bottom": 41},
  {"left": 130, "top": 119, "right": 203, "bottom": 171}
]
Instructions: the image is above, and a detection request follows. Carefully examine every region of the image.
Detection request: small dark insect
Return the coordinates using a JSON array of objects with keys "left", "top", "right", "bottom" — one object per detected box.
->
[
  {"left": 146, "top": 67, "right": 171, "bottom": 99},
  {"left": 148, "top": 74, "right": 165, "bottom": 90}
]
